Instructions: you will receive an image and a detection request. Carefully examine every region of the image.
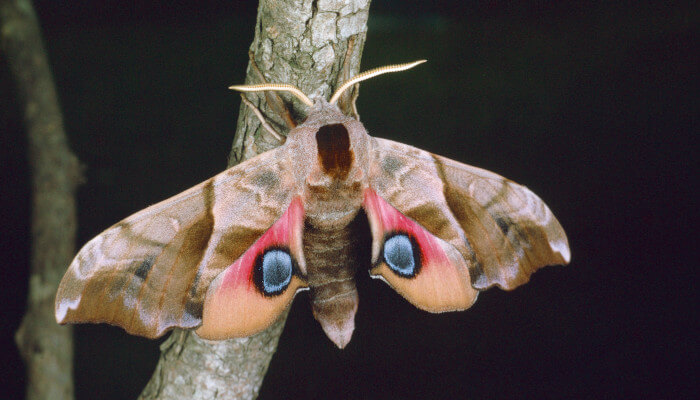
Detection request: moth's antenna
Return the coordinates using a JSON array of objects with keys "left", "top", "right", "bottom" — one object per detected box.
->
[
  {"left": 229, "top": 83, "right": 314, "bottom": 107},
  {"left": 329, "top": 60, "right": 427, "bottom": 105}
]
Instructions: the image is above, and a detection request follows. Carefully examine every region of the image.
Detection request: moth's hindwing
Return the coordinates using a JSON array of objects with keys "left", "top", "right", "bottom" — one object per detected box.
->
[
  {"left": 363, "top": 188, "right": 478, "bottom": 312},
  {"left": 197, "top": 197, "right": 307, "bottom": 339}
]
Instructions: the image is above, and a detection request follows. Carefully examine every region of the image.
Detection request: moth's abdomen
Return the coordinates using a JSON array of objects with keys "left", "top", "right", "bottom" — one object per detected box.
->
[
  {"left": 303, "top": 210, "right": 371, "bottom": 348},
  {"left": 310, "top": 279, "right": 359, "bottom": 349}
]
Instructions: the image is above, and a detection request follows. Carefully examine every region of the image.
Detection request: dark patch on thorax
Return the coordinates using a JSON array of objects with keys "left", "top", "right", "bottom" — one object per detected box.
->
[{"left": 316, "top": 123, "right": 354, "bottom": 180}]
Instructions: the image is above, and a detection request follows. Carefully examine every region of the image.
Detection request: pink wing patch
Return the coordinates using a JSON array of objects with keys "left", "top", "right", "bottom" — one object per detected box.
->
[
  {"left": 197, "top": 197, "right": 307, "bottom": 339},
  {"left": 363, "top": 189, "right": 477, "bottom": 312}
]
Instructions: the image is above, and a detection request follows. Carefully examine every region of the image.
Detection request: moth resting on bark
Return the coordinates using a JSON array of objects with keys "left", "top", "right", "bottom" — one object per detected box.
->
[{"left": 55, "top": 61, "right": 570, "bottom": 348}]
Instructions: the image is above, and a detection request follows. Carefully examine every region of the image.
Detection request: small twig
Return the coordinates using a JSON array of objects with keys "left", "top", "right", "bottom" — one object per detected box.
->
[
  {"left": 248, "top": 51, "right": 297, "bottom": 129},
  {"left": 239, "top": 94, "right": 285, "bottom": 142},
  {"left": 340, "top": 35, "right": 357, "bottom": 83},
  {"left": 335, "top": 35, "right": 361, "bottom": 120}
]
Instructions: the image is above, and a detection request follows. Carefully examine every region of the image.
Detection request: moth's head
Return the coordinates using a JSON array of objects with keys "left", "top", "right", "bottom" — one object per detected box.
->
[{"left": 229, "top": 60, "right": 427, "bottom": 185}]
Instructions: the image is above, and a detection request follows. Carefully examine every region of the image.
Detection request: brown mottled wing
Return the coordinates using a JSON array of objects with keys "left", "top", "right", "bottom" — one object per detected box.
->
[
  {"left": 370, "top": 138, "right": 570, "bottom": 293},
  {"left": 55, "top": 146, "right": 300, "bottom": 338}
]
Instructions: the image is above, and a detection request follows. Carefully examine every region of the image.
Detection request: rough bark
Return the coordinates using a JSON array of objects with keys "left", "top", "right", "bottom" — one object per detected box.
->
[
  {"left": 1, "top": 0, "right": 80, "bottom": 399},
  {"left": 139, "top": 1, "right": 370, "bottom": 399}
]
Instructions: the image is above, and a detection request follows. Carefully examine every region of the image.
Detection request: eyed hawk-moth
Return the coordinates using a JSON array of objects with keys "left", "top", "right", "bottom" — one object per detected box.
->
[{"left": 55, "top": 60, "right": 570, "bottom": 348}]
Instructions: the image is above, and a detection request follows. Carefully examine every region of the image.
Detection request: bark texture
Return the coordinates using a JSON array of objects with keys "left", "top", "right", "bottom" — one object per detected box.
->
[
  {"left": 1, "top": 0, "right": 80, "bottom": 399},
  {"left": 139, "top": 1, "right": 370, "bottom": 399}
]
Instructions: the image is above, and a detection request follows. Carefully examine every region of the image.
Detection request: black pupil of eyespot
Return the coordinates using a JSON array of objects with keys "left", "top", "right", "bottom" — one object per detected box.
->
[
  {"left": 384, "top": 234, "right": 415, "bottom": 276},
  {"left": 262, "top": 250, "right": 293, "bottom": 293}
]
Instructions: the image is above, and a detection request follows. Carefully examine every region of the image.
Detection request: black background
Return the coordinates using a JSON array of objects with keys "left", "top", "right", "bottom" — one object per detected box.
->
[{"left": 1, "top": 1, "right": 696, "bottom": 399}]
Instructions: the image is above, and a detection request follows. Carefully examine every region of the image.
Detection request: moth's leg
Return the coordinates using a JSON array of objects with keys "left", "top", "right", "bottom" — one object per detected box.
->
[
  {"left": 336, "top": 36, "right": 361, "bottom": 120},
  {"left": 248, "top": 51, "right": 297, "bottom": 129},
  {"left": 240, "top": 94, "right": 285, "bottom": 143}
]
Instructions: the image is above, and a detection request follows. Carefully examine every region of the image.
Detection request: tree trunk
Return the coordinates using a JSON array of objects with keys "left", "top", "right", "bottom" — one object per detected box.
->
[
  {"left": 0, "top": 0, "right": 80, "bottom": 399},
  {"left": 139, "top": 1, "right": 370, "bottom": 399}
]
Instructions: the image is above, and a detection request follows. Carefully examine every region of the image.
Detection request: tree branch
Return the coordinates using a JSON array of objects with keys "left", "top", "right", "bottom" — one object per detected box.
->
[
  {"left": 139, "top": 1, "right": 370, "bottom": 399},
  {"left": 0, "top": 0, "right": 80, "bottom": 399}
]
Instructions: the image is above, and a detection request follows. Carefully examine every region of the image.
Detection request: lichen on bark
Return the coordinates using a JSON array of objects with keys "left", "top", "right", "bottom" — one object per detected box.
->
[{"left": 139, "top": 1, "right": 371, "bottom": 399}]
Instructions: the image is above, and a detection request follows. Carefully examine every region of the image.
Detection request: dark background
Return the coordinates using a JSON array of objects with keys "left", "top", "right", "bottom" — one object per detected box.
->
[{"left": 1, "top": 1, "right": 696, "bottom": 399}]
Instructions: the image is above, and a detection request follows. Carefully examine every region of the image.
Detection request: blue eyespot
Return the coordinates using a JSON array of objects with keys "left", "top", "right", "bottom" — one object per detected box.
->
[
  {"left": 256, "top": 249, "right": 293, "bottom": 296},
  {"left": 383, "top": 234, "right": 420, "bottom": 277}
]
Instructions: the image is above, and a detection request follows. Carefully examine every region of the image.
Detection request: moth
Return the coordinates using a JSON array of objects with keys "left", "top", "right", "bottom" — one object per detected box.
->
[{"left": 56, "top": 60, "right": 570, "bottom": 348}]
